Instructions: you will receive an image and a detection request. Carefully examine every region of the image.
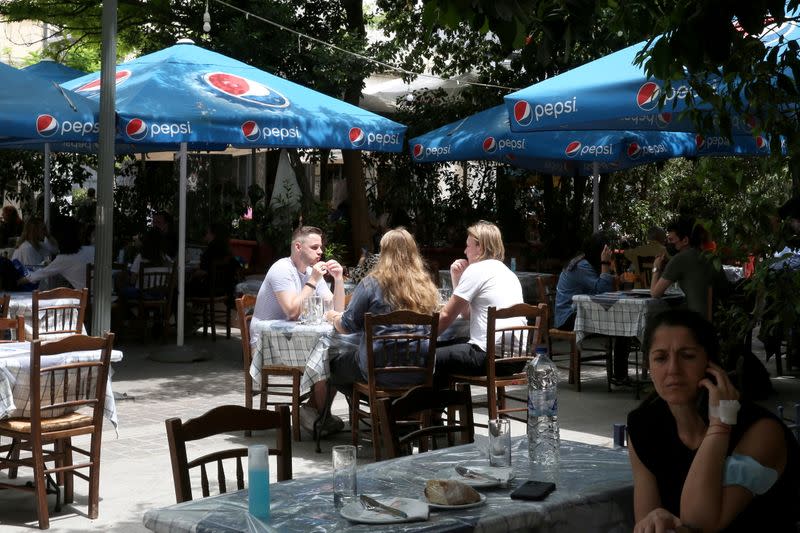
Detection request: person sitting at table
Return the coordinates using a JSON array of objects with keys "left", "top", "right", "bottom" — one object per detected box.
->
[
  {"left": 650, "top": 215, "right": 714, "bottom": 317},
  {"left": 624, "top": 225, "right": 667, "bottom": 280},
  {"left": 554, "top": 232, "right": 631, "bottom": 383},
  {"left": 12, "top": 217, "right": 57, "bottom": 267},
  {"left": 18, "top": 217, "right": 93, "bottom": 289},
  {"left": 627, "top": 309, "right": 800, "bottom": 533},
  {"left": 433, "top": 220, "right": 525, "bottom": 389},
  {"left": 116, "top": 228, "right": 173, "bottom": 313},
  {"left": 0, "top": 205, "right": 24, "bottom": 248},
  {"left": 325, "top": 227, "right": 438, "bottom": 389}
]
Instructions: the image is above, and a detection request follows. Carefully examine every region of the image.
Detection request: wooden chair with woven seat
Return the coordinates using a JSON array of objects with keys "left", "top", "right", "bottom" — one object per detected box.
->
[
  {"left": 32, "top": 287, "right": 88, "bottom": 341},
  {"left": 235, "top": 295, "right": 306, "bottom": 442},
  {"left": 351, "top": 310, "right": 439, "bottom": 461},
  {"left": 450, "top": 303, "right": 548, "bottom": 424},
  {"left": 189, "top": 258, "right": 236, "bottom": 341},
  {"left": 0, "top": 333, "right": 115, "bottom": 529},
  {"left": 377, "top": 384, "right": 474, "bottom": 459},
  {"left": 136, "top": 264, "right": 177, "bottom": 339},
  {"left": 165, "top": 404, "right": 292, "bottom": 503},
  {"left": 536, "top": 276, "right": 612, "bottom": 392}
]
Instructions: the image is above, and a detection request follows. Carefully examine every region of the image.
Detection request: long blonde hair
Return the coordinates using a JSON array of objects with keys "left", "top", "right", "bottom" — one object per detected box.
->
[
  {"left": 467, "top": 220, "right": 505, "bottom": 261},
  {"left": 16, "top": 218, "right": 45, "bottom": 250},
  {"left": 369, "top": 227, "right": 438, "bottom": 313}
]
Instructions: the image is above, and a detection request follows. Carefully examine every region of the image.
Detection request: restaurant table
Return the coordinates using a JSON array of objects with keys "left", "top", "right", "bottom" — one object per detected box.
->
[
  {"left": 3, "top": 291, "right": 88, "bottom": 339},
  {"left": 0, "top": 341, "right": 124, "bottom": 427},
  {"left": 142, "top": 436, "right": 634, "bottom": 533},
  {"left": 438, "top": 270, "right": 553, "bottom": 306}
]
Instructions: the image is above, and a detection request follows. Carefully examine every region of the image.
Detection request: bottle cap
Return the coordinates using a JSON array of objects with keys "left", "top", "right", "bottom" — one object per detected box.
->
[{"left": 248, "top": 444, "right": 269, "bottom": 469}]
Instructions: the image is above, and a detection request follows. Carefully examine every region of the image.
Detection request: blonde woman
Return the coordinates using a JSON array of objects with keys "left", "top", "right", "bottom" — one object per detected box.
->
[
  {"left": 434, "top": 220, "right": 525, "bottom": 388},
  {"left": 325, "top": 227, "right": 438, "bottom": 390},
  {"left": 12, "top": 218, "right": 57, "bottom": 266}
]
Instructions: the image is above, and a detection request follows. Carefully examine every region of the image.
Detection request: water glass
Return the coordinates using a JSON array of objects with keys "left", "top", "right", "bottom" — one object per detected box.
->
[
  {"left": 332, "top": 445, "right": 357, "bottom": 510},
  {"left": 489, "top": 418, "right": 511, "bottom": 467},
  {"left": 438, "top": 288, "right": 452, "bottom": 306}
]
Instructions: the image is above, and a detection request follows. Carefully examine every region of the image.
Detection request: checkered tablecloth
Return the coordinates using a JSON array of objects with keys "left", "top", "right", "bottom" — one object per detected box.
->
[
  {"left": 5, "top": 292, "right": 88, "bottom": 339},
  {"left": 0, "top": 342, "right": 124, "bottom": 427},
  {"left": 572, "top": 292, "right": 677, "bottom": 345},
  {"left": 249, "top": 318, "right": 360, "bottom": 395}
]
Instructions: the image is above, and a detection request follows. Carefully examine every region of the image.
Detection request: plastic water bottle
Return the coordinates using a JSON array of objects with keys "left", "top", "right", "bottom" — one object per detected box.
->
[
  {"left": 527, "top": 346, "right": 560, "bottom": 465},
  {"left": 248, "top": 444, "right": 270, "bottom": 520},
  {"left": 509, "top": 257, "right": 517, "bottom": 272}
]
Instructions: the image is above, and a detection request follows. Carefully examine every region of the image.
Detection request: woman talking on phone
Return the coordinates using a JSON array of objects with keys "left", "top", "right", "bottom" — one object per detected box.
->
[{"left": 627, "top": 310, "right": 800, "bottom": 532}]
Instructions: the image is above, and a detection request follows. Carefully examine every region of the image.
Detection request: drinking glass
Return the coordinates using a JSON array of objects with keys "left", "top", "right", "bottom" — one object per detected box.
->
[
  {"left": 332, "top": 445, "right": 357, "bottom": 510},
  {"left": 489, "top": 418, "right": 511, "bottom": 467},
  {"left": 438, "top": 288, "right": 452, "bottom": 307}
]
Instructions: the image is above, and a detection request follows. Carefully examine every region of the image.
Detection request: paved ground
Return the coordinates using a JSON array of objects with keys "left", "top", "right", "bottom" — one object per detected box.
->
[{"left": 2, "top": 327, "right": 799, "bottom": 532}]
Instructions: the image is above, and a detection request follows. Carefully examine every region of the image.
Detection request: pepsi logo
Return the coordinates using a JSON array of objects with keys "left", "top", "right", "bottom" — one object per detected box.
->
[
  {"left": 627, "top": 143, "right": 642, "bottom": 159},
  {"left": 412, "top": 144, "right": 424, "bottom": 159},
  {"left": 636, "top": 81, "right": 661, "bottom": 111},
  {"left": 565, "top": 141, "right": 582, "bottom": 157},
  {"left": 36, "top": 114, "right": 58, "bottom": 137},
  {"left": 204, "top": 72, "right": 290, "bottom": 108},
  {"left": 756, "top": 136, "right": 768, "bottom": 150},
  {"left": 657, "top": 112, "right": 672, "bottom": 128},
  {"left": 242, "top": 121, "right": 260, "bottom": 142},
  {"left": 483, "top": 137, "right": 497, "bottom": 154},
  {"left": 695, "top": 135, "right": 705, "bottom": 150},
  {"left": 349, "top": 127, "right": 365, "bottom": 147},
  {"left": 513, "top": 101, "right": 532, "bottom": 126},
  {"left": 74, "top": 70, "right": 131, "bottom": 94},
  {"left": 125, "top": 118, "right": 148, "bottom": 141}
]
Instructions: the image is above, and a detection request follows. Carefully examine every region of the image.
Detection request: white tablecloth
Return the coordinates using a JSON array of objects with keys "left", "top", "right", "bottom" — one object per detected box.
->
[
  {"left": 0, "top": 342, "right": 123, "bottom": 427},
  {"left": 4, "top": 291, "right": 88, "bottom": 339}
]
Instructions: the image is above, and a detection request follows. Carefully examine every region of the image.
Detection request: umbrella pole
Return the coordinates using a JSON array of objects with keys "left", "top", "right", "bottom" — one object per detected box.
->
[
  {"left": 592, "top": 161, "right": 600, "bottom": 232},
  {"left": 43, "top": 143, "right": 51, "bottom": 228},
  {"left": 176, "top": 142, "right": 187, "bottom": 346}
]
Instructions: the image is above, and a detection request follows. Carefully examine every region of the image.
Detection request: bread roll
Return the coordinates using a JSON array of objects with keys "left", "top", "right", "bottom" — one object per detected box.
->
[{"left": 424, "top": 479, "right": 481, "bottom": 505}]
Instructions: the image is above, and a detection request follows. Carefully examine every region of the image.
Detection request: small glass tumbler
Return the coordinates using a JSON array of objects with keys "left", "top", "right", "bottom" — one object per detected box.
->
[
  {"left": 489, "top": 418, "right": 511, "bottom": 467},
  {"left": 332, "top": 445, "right": 357, "bottom": 510}
]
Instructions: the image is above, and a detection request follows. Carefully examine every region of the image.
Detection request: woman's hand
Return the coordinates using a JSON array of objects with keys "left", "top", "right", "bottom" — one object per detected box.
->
[
  {"left": 654, "top": 252, "right": 667, "bottom": 272},
  {"left": 600, "top": 245, "right": 614, "bottom": 263},
  {"left": 634, "top": 507, "right": 682, "bottom": 533},
  {"left": 699, "top": 361, "right": 740, "bottom": 423}
]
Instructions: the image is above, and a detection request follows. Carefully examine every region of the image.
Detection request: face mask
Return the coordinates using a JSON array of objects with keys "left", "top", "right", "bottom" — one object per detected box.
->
[{"left": 665, "top": 243, "right": 679, "bottom": 256}]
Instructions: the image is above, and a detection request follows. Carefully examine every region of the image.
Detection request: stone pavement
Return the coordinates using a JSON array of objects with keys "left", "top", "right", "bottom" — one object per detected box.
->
[{"left": 1, "top": 328, "right": 799, "bottom": 532}]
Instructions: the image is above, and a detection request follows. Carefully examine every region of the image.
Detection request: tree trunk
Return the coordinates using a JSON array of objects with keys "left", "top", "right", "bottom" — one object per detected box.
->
[{"left": 287, "top": 149, "right": 314, "bottom": 217}]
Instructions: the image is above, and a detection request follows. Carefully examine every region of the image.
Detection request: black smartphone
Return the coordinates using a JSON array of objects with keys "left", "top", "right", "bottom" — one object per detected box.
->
[{"left": 510, "top": 480, "right": 556, "bottom": 501}]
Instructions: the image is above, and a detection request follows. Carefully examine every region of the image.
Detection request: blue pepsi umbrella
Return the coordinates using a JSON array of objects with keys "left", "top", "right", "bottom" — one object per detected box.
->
[
  {"left": 22, "top": 59, "right": 86, "bottom": 85},
  {"left": 62, "top": 41, "right": 406, "bottom": 152},
  {"left": 504, "top": 15, "right": 800, "bottom": 133},
  {"left": 0, "top": 61, "right": 99, "bottom": 143}
]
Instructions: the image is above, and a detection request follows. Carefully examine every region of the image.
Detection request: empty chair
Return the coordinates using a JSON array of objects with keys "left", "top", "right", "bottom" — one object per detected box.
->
[
  {"left": 189, "top": 258, "right": 236, "bottom": 340},
  {"left": 636, "top": 256, "right": 656, "bottom": 288},
  {"left": 449, "top": 303, "right": 547, "bottom": 423},
  {"left": 351, "top": 310, "right": 439, "bottom": 461},
  {"left": 377, "top": 384, "right": 474, "bottom": 459},
  {"left": 0, "top": 293, "right": 10, "bottom": 318},
  {"left": 136, "top": 264, "right": 177, "bottom": 338},
  {"left": 0, "top": 315, "right": 25, "bottom": 342},
  {"left": 165, "top": 404, "right": 292, "bottom": 503},
  {"left": 0, "top": 333, "right": 115, "bottom": 529},
  {"left": 31, "top": 287, "right": 88, "bottom": 340},
  {"left": 236, "top": 294, "right": 306, "bottom": 441}
]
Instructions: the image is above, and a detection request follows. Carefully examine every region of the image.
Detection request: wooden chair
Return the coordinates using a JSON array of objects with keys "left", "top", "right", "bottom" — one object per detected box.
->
[
  {"left": 0, "top": 315, "right": 25, "bottom": 342},
  {"left": 351, "top": 310, "right": 439, "bottom": 461},
  {"left": 31, "top": 287, "right": 88, "bottom": 340},
  {"left": 136, "top": 264, "right": 177, "bottom": 338},
  {"left": 189, "top": 258, "right": 235, "bottom": 340},
  {"left": 537, "top": 275, "right": 612, "bottom": 392},
  {"left": 377, "top": 384, "right": 474, "bottom": 459},
  {"left": 0, "top": 333, "right": 115, "bottom": 529},
  {"left": 0, "top": 292, "right": 11, "bottom": 318},
  {"left": 450, "top": 303, "right": 548, "bottom": 423},
  {"left": 235, "top": 295, "right": 306, "bottom": 442},
  {"left": 636, "top": 256, "right": 656, "bottom": 288},
  {"left": 165, "top": 404, "right": 292, "bottom": 503}
]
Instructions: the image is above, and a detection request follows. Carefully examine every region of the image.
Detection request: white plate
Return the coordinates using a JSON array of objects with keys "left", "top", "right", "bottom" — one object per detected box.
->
[
  {"left": 435, "top": 465, "right": 516, "bottom": 488},
  {"left": 339, "top": 497, "right": 429, "bottom": 524},
  {"left": 427, "top": 492, "right": 487, "bottom": 510}
]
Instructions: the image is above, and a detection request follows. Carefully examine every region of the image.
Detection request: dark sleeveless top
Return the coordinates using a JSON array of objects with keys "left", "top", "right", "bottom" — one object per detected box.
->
[{"left": 627, "top": 397, "right": 800, "bottom": 532}]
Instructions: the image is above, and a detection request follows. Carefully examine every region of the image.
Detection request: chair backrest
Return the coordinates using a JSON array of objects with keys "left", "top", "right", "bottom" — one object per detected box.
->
[
  {"left": 364, "top": 310, "right": 439, "bottom": 391},
  {"left": 236, "top": 294, "right": 257, "bottom": 372},
  {"left": 30, "top": 333, "right": 114, "bottom": 431},
  {"left": 32, "top": 287, "right": 88, "bottom": 339},
  {"left": 486, "top": 303, "right": 548, "bottom": 380},
  {"left": 0, "top": 315, "right": 25, "bottom": 342},
  {"left": 165, "top": 404, "right": 292, "bottom": 503},
  {"left": 0, "top": 292, "right": 10, "bottom": 318},
  {"left": 377, "top": 384, "right": 474, "bottom": 459},
  {"left": 637, "top": 255, "right": 656, "bottom": 287},
  {"left": 209, "top": 257, "right": 238, "bottom": 299},
  {"left": 535, "top": 276, "right": 557, "bottom": 328}
]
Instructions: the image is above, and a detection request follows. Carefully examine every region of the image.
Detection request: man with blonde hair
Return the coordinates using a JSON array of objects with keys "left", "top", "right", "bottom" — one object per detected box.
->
[{"left": 435, "top": 221, "right": 525, "bottom": 387}]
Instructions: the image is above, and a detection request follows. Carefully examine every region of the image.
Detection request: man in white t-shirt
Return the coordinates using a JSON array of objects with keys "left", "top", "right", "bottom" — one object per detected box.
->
[
  {"left": 435, "top": 221, "right": 525, "bottom": 389},
  {"left": 252, "top": 225, "right": 346, "bottom": 436}
]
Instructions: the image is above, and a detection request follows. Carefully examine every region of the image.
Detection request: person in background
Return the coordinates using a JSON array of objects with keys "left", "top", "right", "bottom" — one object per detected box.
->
[
  {"left": 624, "top": 226, "right": 667, "bottom": 279},
  {"left": 434, "top": 220, "right": 525, "bottom": 389},
  {"left": 0, "top": 205, "right": 24, "bottom": 247},
  {"left": 554, "top": 232, "right": 631, "bottom": 382},
  {"left": 12, "top": 217, "right": 57, "bottom": 266},
  {"left": 651, "top": 215, "right": 714, "bottom": 317},
  {"left": 627, "top": 310, "right": 799, "bottom": 532},
  {"left": 19, "top": 217, "right": 93, "bottom": 289},
  {"left": 153, "top": 210, "right": 178, "bottom": 258},
  {"left": 187, "top": 222, "right": 238, "bottom": 298}
]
